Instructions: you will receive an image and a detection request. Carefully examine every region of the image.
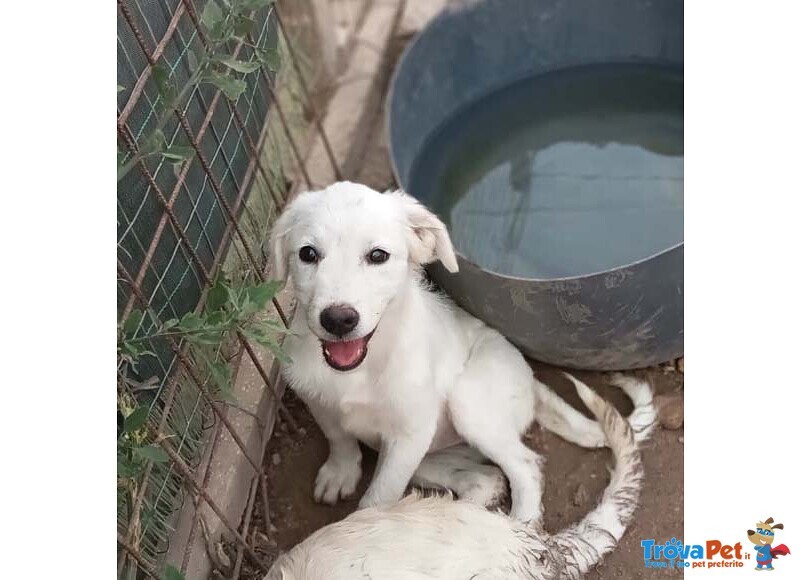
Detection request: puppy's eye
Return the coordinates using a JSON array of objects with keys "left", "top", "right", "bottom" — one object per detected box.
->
[
  {"left": 367, "top": 249, "right": 390, "bottom": 264},
  {"left": 299, "top": 245, "right": 319, "bottom": 264}
]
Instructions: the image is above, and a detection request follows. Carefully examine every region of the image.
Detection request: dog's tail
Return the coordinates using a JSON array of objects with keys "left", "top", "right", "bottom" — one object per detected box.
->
[
  {"left": 550, "top": 376, "right": 646, "bottom": 579},
  {"left": 534, "top": 372, "right": 656, "bottom": 448}
]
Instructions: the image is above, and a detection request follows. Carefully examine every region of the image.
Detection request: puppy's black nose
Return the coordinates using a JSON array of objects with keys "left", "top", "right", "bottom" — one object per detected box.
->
[{"left": 320, "top": 305, "right": 360, "bottom": 337}]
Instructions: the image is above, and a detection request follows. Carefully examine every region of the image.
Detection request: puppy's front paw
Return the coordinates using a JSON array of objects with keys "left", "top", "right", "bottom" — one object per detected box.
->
[{"left": 314, "top": 456, "right": 362, "bottom": 505}]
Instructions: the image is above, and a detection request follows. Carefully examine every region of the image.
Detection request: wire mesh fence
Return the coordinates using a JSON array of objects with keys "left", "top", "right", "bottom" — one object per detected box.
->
[{"left": 116, "top": 0, "right": 350, "bottom": 577}]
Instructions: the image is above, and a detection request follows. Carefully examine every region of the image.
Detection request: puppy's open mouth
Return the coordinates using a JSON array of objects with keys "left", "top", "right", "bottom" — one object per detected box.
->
[{"left": 321, "top": 330, "right": 375, "bottom": 371}]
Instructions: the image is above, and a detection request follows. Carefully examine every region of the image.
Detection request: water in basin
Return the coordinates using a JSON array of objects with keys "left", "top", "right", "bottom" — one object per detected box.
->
[{"left": 408, "top": 64, "right": 683, "bottom": 279}]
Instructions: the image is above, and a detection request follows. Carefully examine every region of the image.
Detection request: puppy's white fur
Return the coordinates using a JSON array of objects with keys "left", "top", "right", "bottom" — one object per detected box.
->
[
  {"left": 264, "top": 375, "right": 653, "bottom": 580},
  {"left": 270, "top": 182, "right": 649, "bottom": 521}
]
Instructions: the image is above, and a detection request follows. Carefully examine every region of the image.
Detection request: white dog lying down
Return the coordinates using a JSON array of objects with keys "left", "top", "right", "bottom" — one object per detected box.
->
[
  {"left": 270, "top": 182, "right": 654, "bottom": 522},
  {"left": 264, "top": 375, "right": 652, "bottom": 579}
]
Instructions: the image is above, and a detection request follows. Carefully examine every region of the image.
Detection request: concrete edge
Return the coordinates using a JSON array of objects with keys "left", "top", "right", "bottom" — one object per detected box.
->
[{"left": 165, "top": 284, "right": 292, "bottom": 579}]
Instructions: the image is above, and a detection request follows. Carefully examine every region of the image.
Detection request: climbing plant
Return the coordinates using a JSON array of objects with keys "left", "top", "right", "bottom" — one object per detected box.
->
[
  {"left": 117, "top": 1, "right": 287, "bottom": 578},
  {"left": 118, "top": 0, "right": 280, "bottom": 182}
]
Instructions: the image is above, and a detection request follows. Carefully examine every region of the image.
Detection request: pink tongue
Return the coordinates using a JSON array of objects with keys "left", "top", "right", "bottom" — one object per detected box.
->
[{"left": 324, "top": 338, "right": 365, "bottom": 368}]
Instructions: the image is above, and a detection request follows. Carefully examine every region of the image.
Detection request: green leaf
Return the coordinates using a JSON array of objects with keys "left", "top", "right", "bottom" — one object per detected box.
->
[
  {"left": 118, "top": 341, "right": 141, "bottom": 362},
  {"left": 216, "top": 56, "right": 261, "bottom": 74},
  {"left": 124, "top": 375, "right": 160, "bottom": 393},
  {"left": 206, "top": 282, "right": 230, "bottom": 312},
  {"left": 237, "top": 294, "right": 256, "bottom": 317},
  {"left": 117, "top": 456, "right": 142, "bottom": 479},
  {"left": 178, "top": 312, "right": 204, "bottom": 332},
  {"left": 185, "top": 330, "right": 224, "bottom": 345},
  {"left": 161, "top": 319, "right": 179, "bottom": 331},
  {"left": 200, "top": 0, "right": 224, "bottom": 31},
  {"left": 118, "top": 342, "right": 157, "bottom": 369},
  {"left": 256, "top": 318, "right": 290, "bottom": 335},
  {"left": 142, "top": 129, "right": 167, "bottom": 155},
  {"left": 202, "top": 70, "right": 247, "bottom": 101},
  {"left": 256, "top": 47, "right": 281, "bottom": 72},
  {"left": 233, "top": 15, "right": 255, "bottom": 38},
  {"left": 151, "top": 63, "right": 177, "bottom": 104},
  {"left": 246, "top": 281, "right": 281, "bottom": 309},
  {"left": 163, "top": 565, "right": 185, "bottom": 580},
  {"left": 118, "top": 340, "right": 139, "bottom": 355},
  {"left": 161, "top": 145, "right": 194, "bottom": 163},
  {"left": 208, "top": 360, "right": 231, "bottom": 389},
  {"left": 118, "top": 85, "right": 126, "bottom": 93},
  {"left": 265, "top": 340, "right": 291, "bottom": 364},
  {"left": 123, "top": 309, "right": 144, "bottom": 336},
  {"left": 123, "top": 406, "right": 149, "bottom": 433},
  {"left": 134, "top": 444, "right": 169, "bottom": 463},
  {"left": 240, "top": 327, "right": 264, "bottom": 343},
  {"left": 243, "top": 328, "right": 290, "bottom": 363},
  {"left": 235, "top": 0, "right": 275, "bottom": 11},
  {"left": 205, "top": 311, "right": 229, "bottom": 328}
]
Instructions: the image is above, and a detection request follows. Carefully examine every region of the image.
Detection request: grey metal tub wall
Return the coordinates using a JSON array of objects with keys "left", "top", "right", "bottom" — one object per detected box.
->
[{"left": 388, "top": 0, "right": 683, "bottom": 369}]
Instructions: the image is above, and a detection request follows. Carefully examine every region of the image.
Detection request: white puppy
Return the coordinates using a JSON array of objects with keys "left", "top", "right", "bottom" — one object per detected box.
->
[
  {"left": 270, "top": 182, "right": 651, "bottom": 521},
  {"left": 264, "top": 374, "right": 653, "bottom": 580}
]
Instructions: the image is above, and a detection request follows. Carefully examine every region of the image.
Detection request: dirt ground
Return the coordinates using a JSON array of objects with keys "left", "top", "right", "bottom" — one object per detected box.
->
[
  {"left": 251, "top": 364, "right": 683, "bottom": 580},
  {"left": 241, "top": 25, "right": 684, "bottom": 580}
]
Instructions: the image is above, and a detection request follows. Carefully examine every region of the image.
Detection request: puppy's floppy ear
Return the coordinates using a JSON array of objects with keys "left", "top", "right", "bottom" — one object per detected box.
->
[
  {"left": 268, "top": 199, "right": 301, "bottom": 282},
  {"left": 391, "top": 190, "right": 459, "bottom": 273}
]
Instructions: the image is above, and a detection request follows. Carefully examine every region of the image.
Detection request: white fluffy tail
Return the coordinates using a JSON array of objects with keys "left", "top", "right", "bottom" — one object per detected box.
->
[
  {"left": 551, "top": 376, "right": 646, "bottom": 578},
  {"left": 534, "top": 372, "right": 656, "bottom": 448}
]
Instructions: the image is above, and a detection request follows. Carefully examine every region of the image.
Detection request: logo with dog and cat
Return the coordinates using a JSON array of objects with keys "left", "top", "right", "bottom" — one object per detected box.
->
[{"left": 641, "top": 516, "right": 791, "bottom": 571}]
